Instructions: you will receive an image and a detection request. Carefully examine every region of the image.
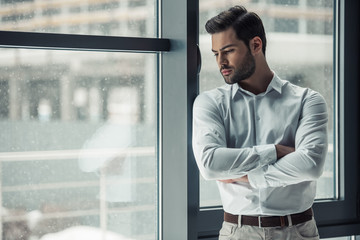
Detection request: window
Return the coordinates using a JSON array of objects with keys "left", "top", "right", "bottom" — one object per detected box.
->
[
  {"left": 0, "top": 0, "right": 170, "bottom": 239},
  {"left": 0, "top": 42, "right": 159, "bottom": 240}
]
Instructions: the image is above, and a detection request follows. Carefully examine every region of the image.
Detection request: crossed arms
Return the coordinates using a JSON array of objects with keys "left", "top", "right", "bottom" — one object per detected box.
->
[
  {"left": 192, "top": 90, "right": 328, "bottom": 189},
  {"left": 218, "top": 144, "right": 295, "bottom": 183}
]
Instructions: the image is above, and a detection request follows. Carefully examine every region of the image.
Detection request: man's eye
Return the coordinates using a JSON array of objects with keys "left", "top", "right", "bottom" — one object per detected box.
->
[{"left": 213, "top": 53, "right": 218, "bottom": 57}]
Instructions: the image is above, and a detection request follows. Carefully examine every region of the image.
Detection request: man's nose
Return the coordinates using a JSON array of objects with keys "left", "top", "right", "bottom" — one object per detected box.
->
[{"left": 218, "top": 53, "right": 228, "bottom": 67}]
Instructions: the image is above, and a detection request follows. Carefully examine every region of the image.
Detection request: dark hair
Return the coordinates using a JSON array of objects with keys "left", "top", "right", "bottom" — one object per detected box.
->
[{"left": 205, "top": 5, "right": 267, "bottom": 55}]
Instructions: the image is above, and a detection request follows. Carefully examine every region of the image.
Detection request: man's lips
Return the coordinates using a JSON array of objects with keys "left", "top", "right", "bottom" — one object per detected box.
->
[{"left": 221, "top": 68, "right": 232, "bottom": 76}]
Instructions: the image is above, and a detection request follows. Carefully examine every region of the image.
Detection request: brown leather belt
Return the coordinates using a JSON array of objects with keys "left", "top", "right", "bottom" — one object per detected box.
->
[{"left": 224, "top": 208, "right": 313, "bottom": 228}]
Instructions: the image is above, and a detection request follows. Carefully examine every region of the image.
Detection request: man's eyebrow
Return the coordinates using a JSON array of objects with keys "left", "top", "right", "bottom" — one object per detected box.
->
[{"left": 211, "top": 44, "right": 236, "bottom": 52}]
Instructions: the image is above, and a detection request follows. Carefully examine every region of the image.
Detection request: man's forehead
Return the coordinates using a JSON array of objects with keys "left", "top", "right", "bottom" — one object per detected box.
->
[
  {"left": 211, "top": 28, "right": 244, "bottom": 49},
  {"left": 211, "top": 37, "right": 245, "bottom": 52}
]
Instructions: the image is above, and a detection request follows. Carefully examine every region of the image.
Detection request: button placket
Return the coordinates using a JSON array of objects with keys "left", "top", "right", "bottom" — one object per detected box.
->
[{"left": 253, "top": 96, "right": 261, "bottom": 143}]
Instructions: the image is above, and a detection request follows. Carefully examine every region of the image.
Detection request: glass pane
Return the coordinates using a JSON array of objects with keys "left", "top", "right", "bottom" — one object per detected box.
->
[
  {"left": 0, "top": 0, "right": 156, "bottom": 37},
  {"left": 199, "top": 0, "right": 335, "bottom": 207},
  {"left": 0, "top": 49, "right": 158, "bottom": 239}
]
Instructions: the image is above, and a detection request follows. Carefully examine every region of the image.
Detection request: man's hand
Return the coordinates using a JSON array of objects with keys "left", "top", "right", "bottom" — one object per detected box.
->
[
  {"left": 275, "top": 144, "right": 295, "bottom": 159},
  {"left": 219, "top": 175, "right": 249, "bottom": 183}
]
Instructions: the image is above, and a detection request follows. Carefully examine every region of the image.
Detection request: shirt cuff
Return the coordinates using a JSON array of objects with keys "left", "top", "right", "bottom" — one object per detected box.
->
[
  {"left": 248, "top": 144, "right": 277, "bottom": 189},
  {"left": 255, "top": 144, "right": 277, "bottom": 166}
]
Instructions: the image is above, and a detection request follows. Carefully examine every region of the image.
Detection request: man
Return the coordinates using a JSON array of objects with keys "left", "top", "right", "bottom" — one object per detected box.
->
[{"left": 192, "top": 5, "right": 328, "bottom": 240}]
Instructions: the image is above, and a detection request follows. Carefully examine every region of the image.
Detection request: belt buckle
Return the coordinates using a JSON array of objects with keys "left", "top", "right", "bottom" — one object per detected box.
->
[{"left": 258, "top": 216, "right": 286, "bottom": 228}]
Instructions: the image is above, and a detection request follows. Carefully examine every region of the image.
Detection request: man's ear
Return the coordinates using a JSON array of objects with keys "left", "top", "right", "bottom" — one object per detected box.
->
[{"left": 250, "top": 36, "right": 262, "bottom": 55}]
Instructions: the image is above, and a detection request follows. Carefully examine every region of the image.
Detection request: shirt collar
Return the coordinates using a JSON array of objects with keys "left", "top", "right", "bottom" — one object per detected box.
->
[
  {"left": 268, "top": 72, "right": 284, "bottom": 94},
  {"left": 231, "top": 71, "right": 284, "bottom": 99}
]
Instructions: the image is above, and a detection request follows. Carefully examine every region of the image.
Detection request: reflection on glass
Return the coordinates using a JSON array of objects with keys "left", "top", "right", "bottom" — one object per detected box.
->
[
  {"left": 0, "top": 49, "right": 158, "bottom": 239},
  {"left": 199, "top": 0, "right": 335, "bottom": 207},
  {"left": 0, "top": 0, "right": 156, "bottom": 37}
]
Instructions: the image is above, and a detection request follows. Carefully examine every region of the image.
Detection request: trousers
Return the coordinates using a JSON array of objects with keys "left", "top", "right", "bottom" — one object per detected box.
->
[{"left": 219, "top": 218, "right": 320, "bottom": 240}]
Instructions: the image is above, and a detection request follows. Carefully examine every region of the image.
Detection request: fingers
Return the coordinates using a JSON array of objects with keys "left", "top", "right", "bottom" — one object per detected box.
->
[{"left": 218, "top": 176, "right": 249, "bottom": 183}]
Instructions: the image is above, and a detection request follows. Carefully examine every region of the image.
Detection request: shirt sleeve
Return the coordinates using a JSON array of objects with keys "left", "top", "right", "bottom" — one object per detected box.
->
[
  {"left": 248, "top": 90, "right": 328, "bottom": 188},
  {"left": 192, "top": 93, "right": 277, "bottom": 180}
]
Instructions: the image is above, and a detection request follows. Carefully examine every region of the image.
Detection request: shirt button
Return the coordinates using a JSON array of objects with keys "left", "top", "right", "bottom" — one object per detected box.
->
[{"left": 256, "top": 116, "right": 260, "bottom": 120}]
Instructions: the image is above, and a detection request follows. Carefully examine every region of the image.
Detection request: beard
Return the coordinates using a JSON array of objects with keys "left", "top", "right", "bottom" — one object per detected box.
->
[{"left": 221, "top": 49, "right": 256, "bottom": 85}]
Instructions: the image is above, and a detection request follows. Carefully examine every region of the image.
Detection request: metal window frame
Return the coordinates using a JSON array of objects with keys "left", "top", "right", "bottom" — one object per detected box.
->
[
  {"left": 160, "top": 0, "right": 199, "bottom": 238},
  {"left": 0, "top": 31, "right": 170, "bottom": 52}
]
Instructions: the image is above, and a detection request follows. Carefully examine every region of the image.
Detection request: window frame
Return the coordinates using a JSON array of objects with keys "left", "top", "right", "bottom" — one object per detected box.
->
[
  {"left": 160, "top": 0, "right": 199, "bottom": 238},
  {"left": 0, "top": 31, "right": 169, "bottom": 52},
  {"left": 192, "top": 0, "right": 360, "bottom": 239}
]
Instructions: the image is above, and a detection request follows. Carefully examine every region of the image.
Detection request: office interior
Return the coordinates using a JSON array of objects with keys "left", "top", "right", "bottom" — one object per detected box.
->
[{"left": 0, "top": 0, "right": 359, "bottom": 239}]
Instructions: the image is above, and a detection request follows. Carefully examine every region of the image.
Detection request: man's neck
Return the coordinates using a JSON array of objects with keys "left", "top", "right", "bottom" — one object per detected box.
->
[{"left": 238, "top": 66, "right": 273, "bottom": 95}]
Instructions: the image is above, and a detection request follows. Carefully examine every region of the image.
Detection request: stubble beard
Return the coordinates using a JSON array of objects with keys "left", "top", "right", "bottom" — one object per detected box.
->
[{"left": 221, "top": 50, "right": 256, "bottom": 85}]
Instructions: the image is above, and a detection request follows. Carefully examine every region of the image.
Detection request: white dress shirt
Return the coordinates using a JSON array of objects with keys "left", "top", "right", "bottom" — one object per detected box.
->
[{"left": 192, "top": 73, "right": 328, "bottom": 216}]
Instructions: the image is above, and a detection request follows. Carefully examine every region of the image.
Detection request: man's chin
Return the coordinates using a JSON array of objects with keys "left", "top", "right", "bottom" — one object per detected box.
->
[{"left": 223, "top": 76, "right": 236, "bottom": 85}]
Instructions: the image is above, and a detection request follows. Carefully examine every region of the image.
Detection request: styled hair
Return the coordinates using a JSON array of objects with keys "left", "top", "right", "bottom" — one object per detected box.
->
[{"left": 205, "top": 5, "right": 267, "bottom": 55}]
